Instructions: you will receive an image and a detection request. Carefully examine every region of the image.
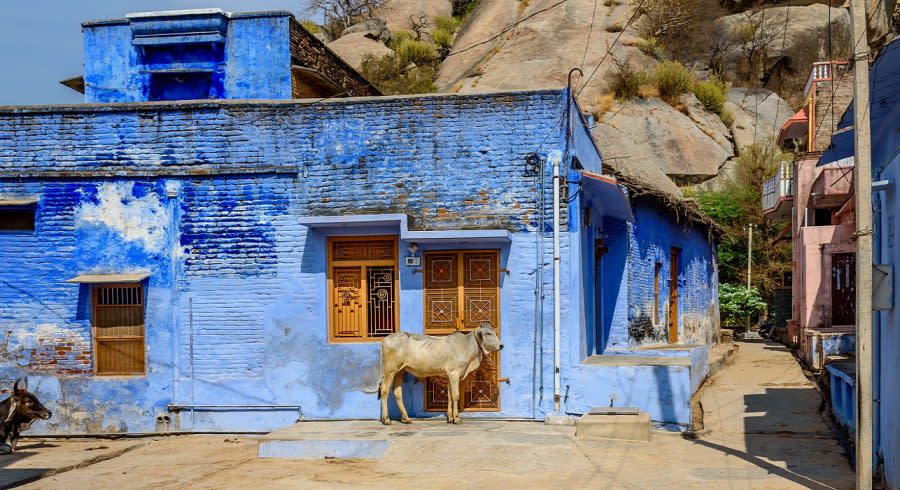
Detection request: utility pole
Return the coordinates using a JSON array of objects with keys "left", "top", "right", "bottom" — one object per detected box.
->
[
  {"left": 747, "top": 224, "right": 753, "bottom": 289},
  {"left": 850, "top": 0, "right": 874, "bottom": 487}
]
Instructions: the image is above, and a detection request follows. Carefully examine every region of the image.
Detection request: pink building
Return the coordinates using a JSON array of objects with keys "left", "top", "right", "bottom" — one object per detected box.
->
[{"left": 762, "top": 61, "right": 856, "bottom": 370}]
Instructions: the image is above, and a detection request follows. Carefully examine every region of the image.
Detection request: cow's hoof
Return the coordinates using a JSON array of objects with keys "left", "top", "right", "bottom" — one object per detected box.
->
[
  {"left": 452, "top": 418, "right": 461, "bottom": 425},
  {"left": 401, "top": 418, "right": 412, "bottom": 425},
  {"left": 381, "top": 419, "right": 392, "bottom": 426},
  {"left": 0, "top": 444, "right": 11, "bottom": 455}
]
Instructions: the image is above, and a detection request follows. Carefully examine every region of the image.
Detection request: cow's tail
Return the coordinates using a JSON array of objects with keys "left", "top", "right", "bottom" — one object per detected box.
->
[{"left": 376, "top": 341, "right": 384, "bottom": 399}]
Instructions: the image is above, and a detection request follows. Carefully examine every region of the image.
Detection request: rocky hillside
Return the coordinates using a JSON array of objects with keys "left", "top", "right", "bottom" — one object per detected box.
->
[{"left": 319, "top": 0, "right": 899, "bottom": 194}]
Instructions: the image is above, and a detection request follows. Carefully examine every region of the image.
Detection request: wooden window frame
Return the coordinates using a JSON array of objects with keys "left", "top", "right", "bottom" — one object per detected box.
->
[
  {"left": 423, "top": 249, "right": 501, "bottom": 412},
  {"left": 327, "top": 235, "right": 400, "bottom": 343},
  {"left": 92, "top": 283, "right": 147, "bottom": 376}
]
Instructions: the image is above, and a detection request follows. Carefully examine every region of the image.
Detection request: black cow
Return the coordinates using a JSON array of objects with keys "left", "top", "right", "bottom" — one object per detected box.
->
[{"left": 0, "top": 378, "right": 51, "bottom": 454}]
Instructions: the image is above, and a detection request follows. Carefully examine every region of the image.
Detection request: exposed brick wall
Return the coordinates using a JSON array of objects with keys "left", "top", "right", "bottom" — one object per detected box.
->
[
  {"left": 813, "top": 64, "right": 854, "bottom": 152},
  {"left": 30, "top": 334, "right": 93, "bottom": 377},
  {"left": 289, "top": 19, "right": 381, "bottom": 97}
]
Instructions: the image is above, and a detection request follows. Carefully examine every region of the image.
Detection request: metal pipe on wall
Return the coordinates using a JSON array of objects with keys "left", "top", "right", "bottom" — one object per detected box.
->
[{"left": 552, "top": 151, "right": 561, "bottom": 413}]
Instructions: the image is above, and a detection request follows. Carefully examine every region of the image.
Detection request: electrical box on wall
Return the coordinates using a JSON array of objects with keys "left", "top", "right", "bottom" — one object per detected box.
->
[{"left": 405, "top": 256, "right": 421, "bottom": 266}]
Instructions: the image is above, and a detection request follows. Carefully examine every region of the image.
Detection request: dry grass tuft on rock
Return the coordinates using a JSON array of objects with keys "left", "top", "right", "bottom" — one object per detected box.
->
[
  {"left": 691, "top": 77, "right": 727, "bottom": 114},
  {"left": 607, "top": 60, "right": 648, "bottom": 100},
  {"left": 653, "top": 61, "right": 693, "bottom": 102}
]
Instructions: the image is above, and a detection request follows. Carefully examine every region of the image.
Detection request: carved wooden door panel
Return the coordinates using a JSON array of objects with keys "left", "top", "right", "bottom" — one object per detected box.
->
[
  {"left": 333, "top": 267, "right": 364, "bottom": 338},
  {"left": 423, "top": 250, "right": 501, "bottom": 412}
]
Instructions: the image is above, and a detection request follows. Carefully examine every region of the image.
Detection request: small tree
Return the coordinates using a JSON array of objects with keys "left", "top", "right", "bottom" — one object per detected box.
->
[
  {"left": 731, "top": 9, "right": 784, "bottom": 84},
  {"left": 307, "top": 0, "right": 386, "bottom": 36},
  {"left": 719, "top": 284, "right": 767, "bottom": 331}
]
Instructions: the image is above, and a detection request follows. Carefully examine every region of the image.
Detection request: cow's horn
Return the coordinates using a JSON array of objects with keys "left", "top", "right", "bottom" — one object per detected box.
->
[{"left": 13, "top": 377, "right": 20, "bottom": 392}]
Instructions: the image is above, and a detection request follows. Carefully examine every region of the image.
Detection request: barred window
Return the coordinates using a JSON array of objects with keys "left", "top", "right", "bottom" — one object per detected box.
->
[
  {"left": 327, "top": 236, "right": 398, "bottom": 342},
  {"left": 93, "top": 284, "right": 146, "bottom": 375}
]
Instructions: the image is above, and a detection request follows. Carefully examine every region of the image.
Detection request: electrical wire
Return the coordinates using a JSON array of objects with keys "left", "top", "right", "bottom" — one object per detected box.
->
[
  {"left": 446, "top": 0, "right": 571, "bottom": 58},
  {"left": 576, "top": 0, "right": 647, "bottom": 97},
  {"left": 810, "top": 0, "right": 885, "bottom": 146},
  {"left": 580, "top": 0, "right": 601, "bottom": 70}
]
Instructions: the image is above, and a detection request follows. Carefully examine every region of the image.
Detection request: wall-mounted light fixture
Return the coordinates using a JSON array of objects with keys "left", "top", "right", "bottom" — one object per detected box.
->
[{"left": 405, "top": 243, "right": 420, "bottom": 266}]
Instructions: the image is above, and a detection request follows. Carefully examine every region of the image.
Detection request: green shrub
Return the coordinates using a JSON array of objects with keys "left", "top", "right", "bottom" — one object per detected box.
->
[
  {"left": 636, "top": 37, "right": 660, "bottom": 58},
  {"left": 388, "top": 29, "right": 414, "bottom": 50},
  {"left": 360, "top": 53, "right": 438, "bottom": 95},
  {"left": 454, "top": 0, "right": 478, "bottom": 17},
  {"left": 431, "top": 27, "right": 454, "bottom": 50},
  {"left": 299, "top": 19, "right": 321, "bottom": 34},
  {"left": 719, "top": 284, "right": 767, "bottom": 331},
  {"left": 653, "top": 61, "right": 693, "bottom": 101},
  {"left": 691, "top": 77, "right": 727, "bottom": 114},
  {"left": 393, "top": 38, "right": 438, "bottom": 66},
  {"left": 607, "top": 61, "right": 647, "bottom": 100},
  {"left": 434, "top": 15, "right": 463, "bottom": 33}
]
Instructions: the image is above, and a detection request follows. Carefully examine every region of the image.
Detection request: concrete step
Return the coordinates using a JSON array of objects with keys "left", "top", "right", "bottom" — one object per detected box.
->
[
  {"left": 257, "top": 420, "right": 392, "bottom": 459},
  {"left": 708, "top": 342, "right": 739, "bottom": 378},
  {"left": 575, "top": 409, "right": 651, "bottom": 442}
]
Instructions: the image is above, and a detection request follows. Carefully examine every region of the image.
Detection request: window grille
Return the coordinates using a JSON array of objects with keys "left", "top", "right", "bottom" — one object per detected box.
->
[
  {"left": 423, "top": 250, "right": 501, "bottom": 412},
  {"left": 328, "top": 236, "right": 398, "bottom": 342},
  {"left": 93, "top": 284, "right": 146, "bottom": 375}
]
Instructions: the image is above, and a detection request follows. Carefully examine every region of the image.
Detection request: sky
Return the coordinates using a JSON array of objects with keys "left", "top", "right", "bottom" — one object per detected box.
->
[{"left": 0, "top": 1, "right": 313, "bottom": 105}]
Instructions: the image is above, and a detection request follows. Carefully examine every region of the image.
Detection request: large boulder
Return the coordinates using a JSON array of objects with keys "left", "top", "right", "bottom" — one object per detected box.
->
[
  {"left": 437, "top": 0, "right": 650, "bottom": 100},
  {"left": 377, "top": 0, "right": 453, "bottom": 31},
  {"left": 718, "top": 5, "right": 851, "bottom": 80},
  {"left": 341, "top": 18, "right": 391, "bottom": 43},
  {"left": 593, "top": 97, "right": 730, "bottom": 185},
  {"left": 725, "top": 87, "right": 793, "bottom": 152},
  {"left": 327, "top": 32, "right": 395, "bottom": 71}
]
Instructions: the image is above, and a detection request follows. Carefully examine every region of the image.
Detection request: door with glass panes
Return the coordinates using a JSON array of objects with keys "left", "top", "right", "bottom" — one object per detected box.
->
[{"left": 423, "top": 250, "right": 501, "bottom": 411}]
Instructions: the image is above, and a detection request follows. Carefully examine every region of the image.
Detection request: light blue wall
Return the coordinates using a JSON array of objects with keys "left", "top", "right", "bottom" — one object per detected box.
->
[
  {"left": 0, "top": 89, "right": 719, "bottom": 432},
  {"left": 0, "top": 91, "right": 568, "bottom": 433}
]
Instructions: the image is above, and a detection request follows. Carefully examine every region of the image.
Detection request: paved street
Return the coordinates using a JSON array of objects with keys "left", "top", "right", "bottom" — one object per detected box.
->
[{"left": 3, "top": 339, "right": 853, "bottom": 489}]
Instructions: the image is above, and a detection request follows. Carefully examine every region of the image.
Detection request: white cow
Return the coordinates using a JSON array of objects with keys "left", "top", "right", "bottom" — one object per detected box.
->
[{"left": 378, "top": 323, "right": 503, "bottom": 425}]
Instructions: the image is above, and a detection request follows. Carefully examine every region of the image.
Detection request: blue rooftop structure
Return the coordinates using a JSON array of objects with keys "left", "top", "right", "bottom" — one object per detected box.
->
[{"left": 70, "top": 9, "right": 379, "bottom": 102}]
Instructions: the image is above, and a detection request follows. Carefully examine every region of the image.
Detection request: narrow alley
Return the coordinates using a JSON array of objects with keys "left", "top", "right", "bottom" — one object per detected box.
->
[{"left": 0, "top": 338, "right": 853, "bottom": 489}]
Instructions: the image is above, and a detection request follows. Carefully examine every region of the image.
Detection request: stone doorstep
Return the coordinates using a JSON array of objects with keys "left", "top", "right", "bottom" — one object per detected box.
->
[{"left": 575, "top": 410, "right": 651, "bottom": 442}]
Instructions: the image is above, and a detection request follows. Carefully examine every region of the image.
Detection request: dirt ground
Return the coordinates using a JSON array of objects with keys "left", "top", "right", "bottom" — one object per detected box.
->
[{"left": 3, "top": 340, "right": 854, "bottom": 489}]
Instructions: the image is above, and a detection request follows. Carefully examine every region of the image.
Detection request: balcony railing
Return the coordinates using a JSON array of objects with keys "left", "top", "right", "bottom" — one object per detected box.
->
[
  {"left": 803, "top": 60, "right": 850, "bottom": 98},
  {"left": 762, "top": 161, "right": 794, "bottom": 212}
]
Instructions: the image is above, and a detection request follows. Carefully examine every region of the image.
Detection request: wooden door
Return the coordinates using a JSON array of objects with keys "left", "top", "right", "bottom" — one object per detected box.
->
[
  {"left": 668, "top": 248, "right": 680, "bottom": 343},
  {"left": 424, "top": 250, "right": 501, "bottom": 412},
  {"left": 831, "top": 252, "right": 856, "bottom": 326},
  {"left": 594, "top": 238, "right": 607, "bottom": 355}
]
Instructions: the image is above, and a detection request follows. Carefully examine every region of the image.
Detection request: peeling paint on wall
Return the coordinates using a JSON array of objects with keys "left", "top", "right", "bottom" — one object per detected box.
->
[{"left": 76, "top": 182, "right": 170, "bottom": 253}]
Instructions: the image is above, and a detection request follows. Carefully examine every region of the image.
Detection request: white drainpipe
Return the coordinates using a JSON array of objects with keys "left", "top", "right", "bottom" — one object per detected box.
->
[{"left": 552, "top": 153, "right": 562, "bottom": 413}]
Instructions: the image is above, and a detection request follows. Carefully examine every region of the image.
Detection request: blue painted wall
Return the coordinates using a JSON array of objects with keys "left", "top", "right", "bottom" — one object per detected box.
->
[
  {"left": 82, "top": 10, "right": 293, "bottom": 103},
  {"left": 0, "top": 88, "right": 719, "bottom": 432}
]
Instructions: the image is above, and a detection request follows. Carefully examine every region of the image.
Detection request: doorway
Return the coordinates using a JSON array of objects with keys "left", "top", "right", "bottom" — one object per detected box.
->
[
  {"left": 422, "top": 250, "right": 501, "bottom": 411},
  {"left": 831, "top": 252, "right": 856, "bottom": 326},
  {"left": 668, "top": 248, "right": 680, "bottom": 343},
  {"left": 594, "top": 238, "right": 608, "bottom": 355}
]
